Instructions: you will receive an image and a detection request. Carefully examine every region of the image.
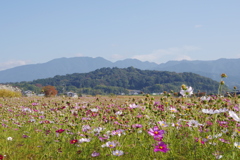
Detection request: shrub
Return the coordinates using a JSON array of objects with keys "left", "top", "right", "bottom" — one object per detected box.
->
[
  {"left": 0, "top": 89, "right": 22, "bottom": 97},
  {"left": 42, "top": 85, "right": 58, "bottom": 97}
]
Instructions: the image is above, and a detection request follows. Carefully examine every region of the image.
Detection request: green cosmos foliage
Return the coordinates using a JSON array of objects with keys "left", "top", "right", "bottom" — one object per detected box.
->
[{"left": 0, "top": 94, "right": 239, "bottom": 159}]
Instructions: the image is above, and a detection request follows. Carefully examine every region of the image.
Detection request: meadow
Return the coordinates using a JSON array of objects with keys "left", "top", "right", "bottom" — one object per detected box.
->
[{"left": 0, "top": 90, "right": 240, "bottom": 159}]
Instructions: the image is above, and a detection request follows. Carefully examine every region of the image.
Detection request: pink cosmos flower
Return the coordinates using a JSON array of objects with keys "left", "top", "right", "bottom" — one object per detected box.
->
[
  {"left": 32, "top": 102, "right": 39, "bottom": 106},
  {"left": 154, "top": 142, "right": 169, "bottom": 152},
  {"left": 154, "top": 136, "right": 164, "bottom": 141},
  {"left": 91, "top": 151, "right": 100, "bottom": 157},
  {"left": 82, "top": 125, "right": 91, "bottom": 132},
  {"left": 132, "top": 124, "right": 143, "bottom": 128},
  {"left": 111, "top": 129, "right": 125, "bottom": 136},
  {"left": 148, "top": 126, "right": 165, "bottom": 139},
  {"left": 219, "top": 138, "right": 230, "bottom": 144},
  {"left": 98, "top": 136, "right": 109, "bottom": 141},
  {"left": 194, "top": 137, "right": 207, "bottom": 144},
  {"left": 234, "top": 105, "right": 239, "bottom": 111}
]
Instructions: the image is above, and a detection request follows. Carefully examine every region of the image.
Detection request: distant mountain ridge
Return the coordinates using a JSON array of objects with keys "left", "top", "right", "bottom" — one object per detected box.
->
[
  {"left": 0, "top": 57, "right": 156, "bottom": 83},
  {"left": 155, "top": 58, "right": 240, "bottom": 88},
  {"left": 0, "top": 57, "right": 239, "bottom": 88}
]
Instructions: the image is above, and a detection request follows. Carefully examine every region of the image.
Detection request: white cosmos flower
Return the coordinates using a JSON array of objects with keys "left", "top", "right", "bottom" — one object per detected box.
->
[
  {"left": 105, "top": 141, "right": 117, "bottom": 148},
  {"left": 93, "top": 127, "right": 105, "bottom": 133},
  {"left": 221, "top": 129, "right": 228, "bottom": 133},
  {"left": 158, "top": 121, "right": 168, "bottom": 127},
  {"left": 213, "top": 133, "right": 222, "bottom": 138},
  {"left": 187, "top": 120, "right": 203, "bottom": 127},
  {"left": 200, "top": 96, "right": 211, "bottom": 101},
  {"left": 202, "top": 108, "right": 228, "bottom": 114},
  {"left": 129, "top": 104, "right": 138, "bottom": 109},
  {"left": 202, "top": 109, "right": 214, "bottom": 114},
  {"left": 90, "top": 108, "right": 99, "bottom": 112},
  {"left": 7, "top": 137, "right": 13, "bottom": 141},
  {"left": 78, "top": 138, "right": 91, "bottom": 143},
  {"left": 169, "top": 107, "right": 178, "bottom": 112},
  {"left": 22, "top": 108, "right": 32, "bottom": 112},
  {"left": 229, "top": 111, "right": 240, "bottom": 122},
  {"left": 180, "top": 86, "right": 193, "bottom": 97},
  {"left": 216, "top": 155, "right": 223, "bottom": 159},
  {"left": 112, "top": 150, "right": 124, "bottom": 156},
  {"left": 115, "top": 111, "right": 122, "bottom": 115},
  {"left": 234, "top": 142, "right": 240, "bottom": 149}
]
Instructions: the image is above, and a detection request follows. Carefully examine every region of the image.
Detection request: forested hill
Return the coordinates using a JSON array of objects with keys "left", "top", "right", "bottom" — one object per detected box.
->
[{"left": 11, "top": 67, "right": 224, "bottom": 95}]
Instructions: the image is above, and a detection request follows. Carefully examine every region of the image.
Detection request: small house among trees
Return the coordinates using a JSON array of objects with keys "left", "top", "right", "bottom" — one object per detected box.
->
[
  {"left": 66, "top": 92, "right": 78, "bottom": 98},
  {"left": 23, "top": 90, "right": 35, "bottom": 97},
  {"left": 128, "top": 90, "right": 141, "bottom": 95}
]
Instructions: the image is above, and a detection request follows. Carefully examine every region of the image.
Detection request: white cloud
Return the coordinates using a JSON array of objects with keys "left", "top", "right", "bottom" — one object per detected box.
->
[
  {"left": 235, "top": 54, "right": 240, "bottom": 58},
  {"left": 132, "top": 46, "right": 200, "bottom": 64},
  {"left": 195, "top": 24, "right": 203, "bottom": 28},
  {"left": 0, "top": 60, "right": 31, "bottom": 71},
  {"left": 110, "top": 54, "right": 126, "bottom": 61},
  {"left": 74, "top": 53, "right": 85, "bottom": 57},
  {"left": 174, "top": 55, "right": 192, "bottom": 61}
]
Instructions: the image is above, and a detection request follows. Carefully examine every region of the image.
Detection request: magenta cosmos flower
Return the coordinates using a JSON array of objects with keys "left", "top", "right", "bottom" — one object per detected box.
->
[
  {"left": 56, "top": 129, "right": 65, "bottom": 133},
  {"left": 154, "top": 142, "right": 169, "bottom": 152},
  {"left": 70, "top": 139, "right": 78, "bottom": 144}
]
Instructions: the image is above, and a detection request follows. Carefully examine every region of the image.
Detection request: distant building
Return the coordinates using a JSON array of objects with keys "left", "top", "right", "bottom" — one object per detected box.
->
[
  {"left": 23, "top": 90, "right": 36, "bottom": 97},
  {"left": 66, "top": 92, "right": 78, "bottom": 98},
  {"left": 152, "top": 93, "right": 161, "bottom": 95},
  {"left": 128, "top": 90, "right": 141, "bottom": 95}
]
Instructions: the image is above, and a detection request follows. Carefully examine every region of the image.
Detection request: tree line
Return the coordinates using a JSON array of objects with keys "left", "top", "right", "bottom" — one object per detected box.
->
[{"left": 8, "top": 67, "right": 226, "bottom": 95}]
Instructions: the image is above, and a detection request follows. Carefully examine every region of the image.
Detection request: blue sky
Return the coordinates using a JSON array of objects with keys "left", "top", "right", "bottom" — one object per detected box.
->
[{"left": 1, "top": 0, "right": 240, "bottom": 70}]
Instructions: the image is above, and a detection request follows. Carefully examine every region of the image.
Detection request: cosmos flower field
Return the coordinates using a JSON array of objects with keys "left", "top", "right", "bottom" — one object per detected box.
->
[{"left": 0, "top": 91, "right": 240, "bottom": 159}]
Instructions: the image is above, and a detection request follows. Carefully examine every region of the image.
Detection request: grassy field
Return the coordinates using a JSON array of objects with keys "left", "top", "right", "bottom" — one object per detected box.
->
[{"left": 0, "top": 93, "right": 239, "bottom": 159}]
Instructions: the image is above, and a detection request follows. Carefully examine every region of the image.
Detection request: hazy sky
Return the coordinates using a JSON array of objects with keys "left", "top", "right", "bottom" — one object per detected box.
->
[{"left": 1, "top": 0, "right": 240, "bottom": 70}]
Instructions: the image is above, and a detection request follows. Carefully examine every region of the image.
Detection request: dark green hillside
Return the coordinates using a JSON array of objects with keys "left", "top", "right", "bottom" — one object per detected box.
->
[{"left": 9, "top": 67, "right": 226, "bottom": 95}]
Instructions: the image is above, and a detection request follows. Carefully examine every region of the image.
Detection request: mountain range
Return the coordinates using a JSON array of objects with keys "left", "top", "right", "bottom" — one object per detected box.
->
[{"left": 0, "top": 57, "right": 239, "bottom": 89}]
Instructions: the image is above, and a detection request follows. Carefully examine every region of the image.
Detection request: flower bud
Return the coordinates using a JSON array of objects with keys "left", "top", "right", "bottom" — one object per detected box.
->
[
  {"left": 181, "top": 84, "right": 187, "bottom": 90},
  {"left": 221, "top": 73, "right": 227, "bottom": 78},
  {"left": 220, "top": 80, "right": 225, "bottom": 85}
]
